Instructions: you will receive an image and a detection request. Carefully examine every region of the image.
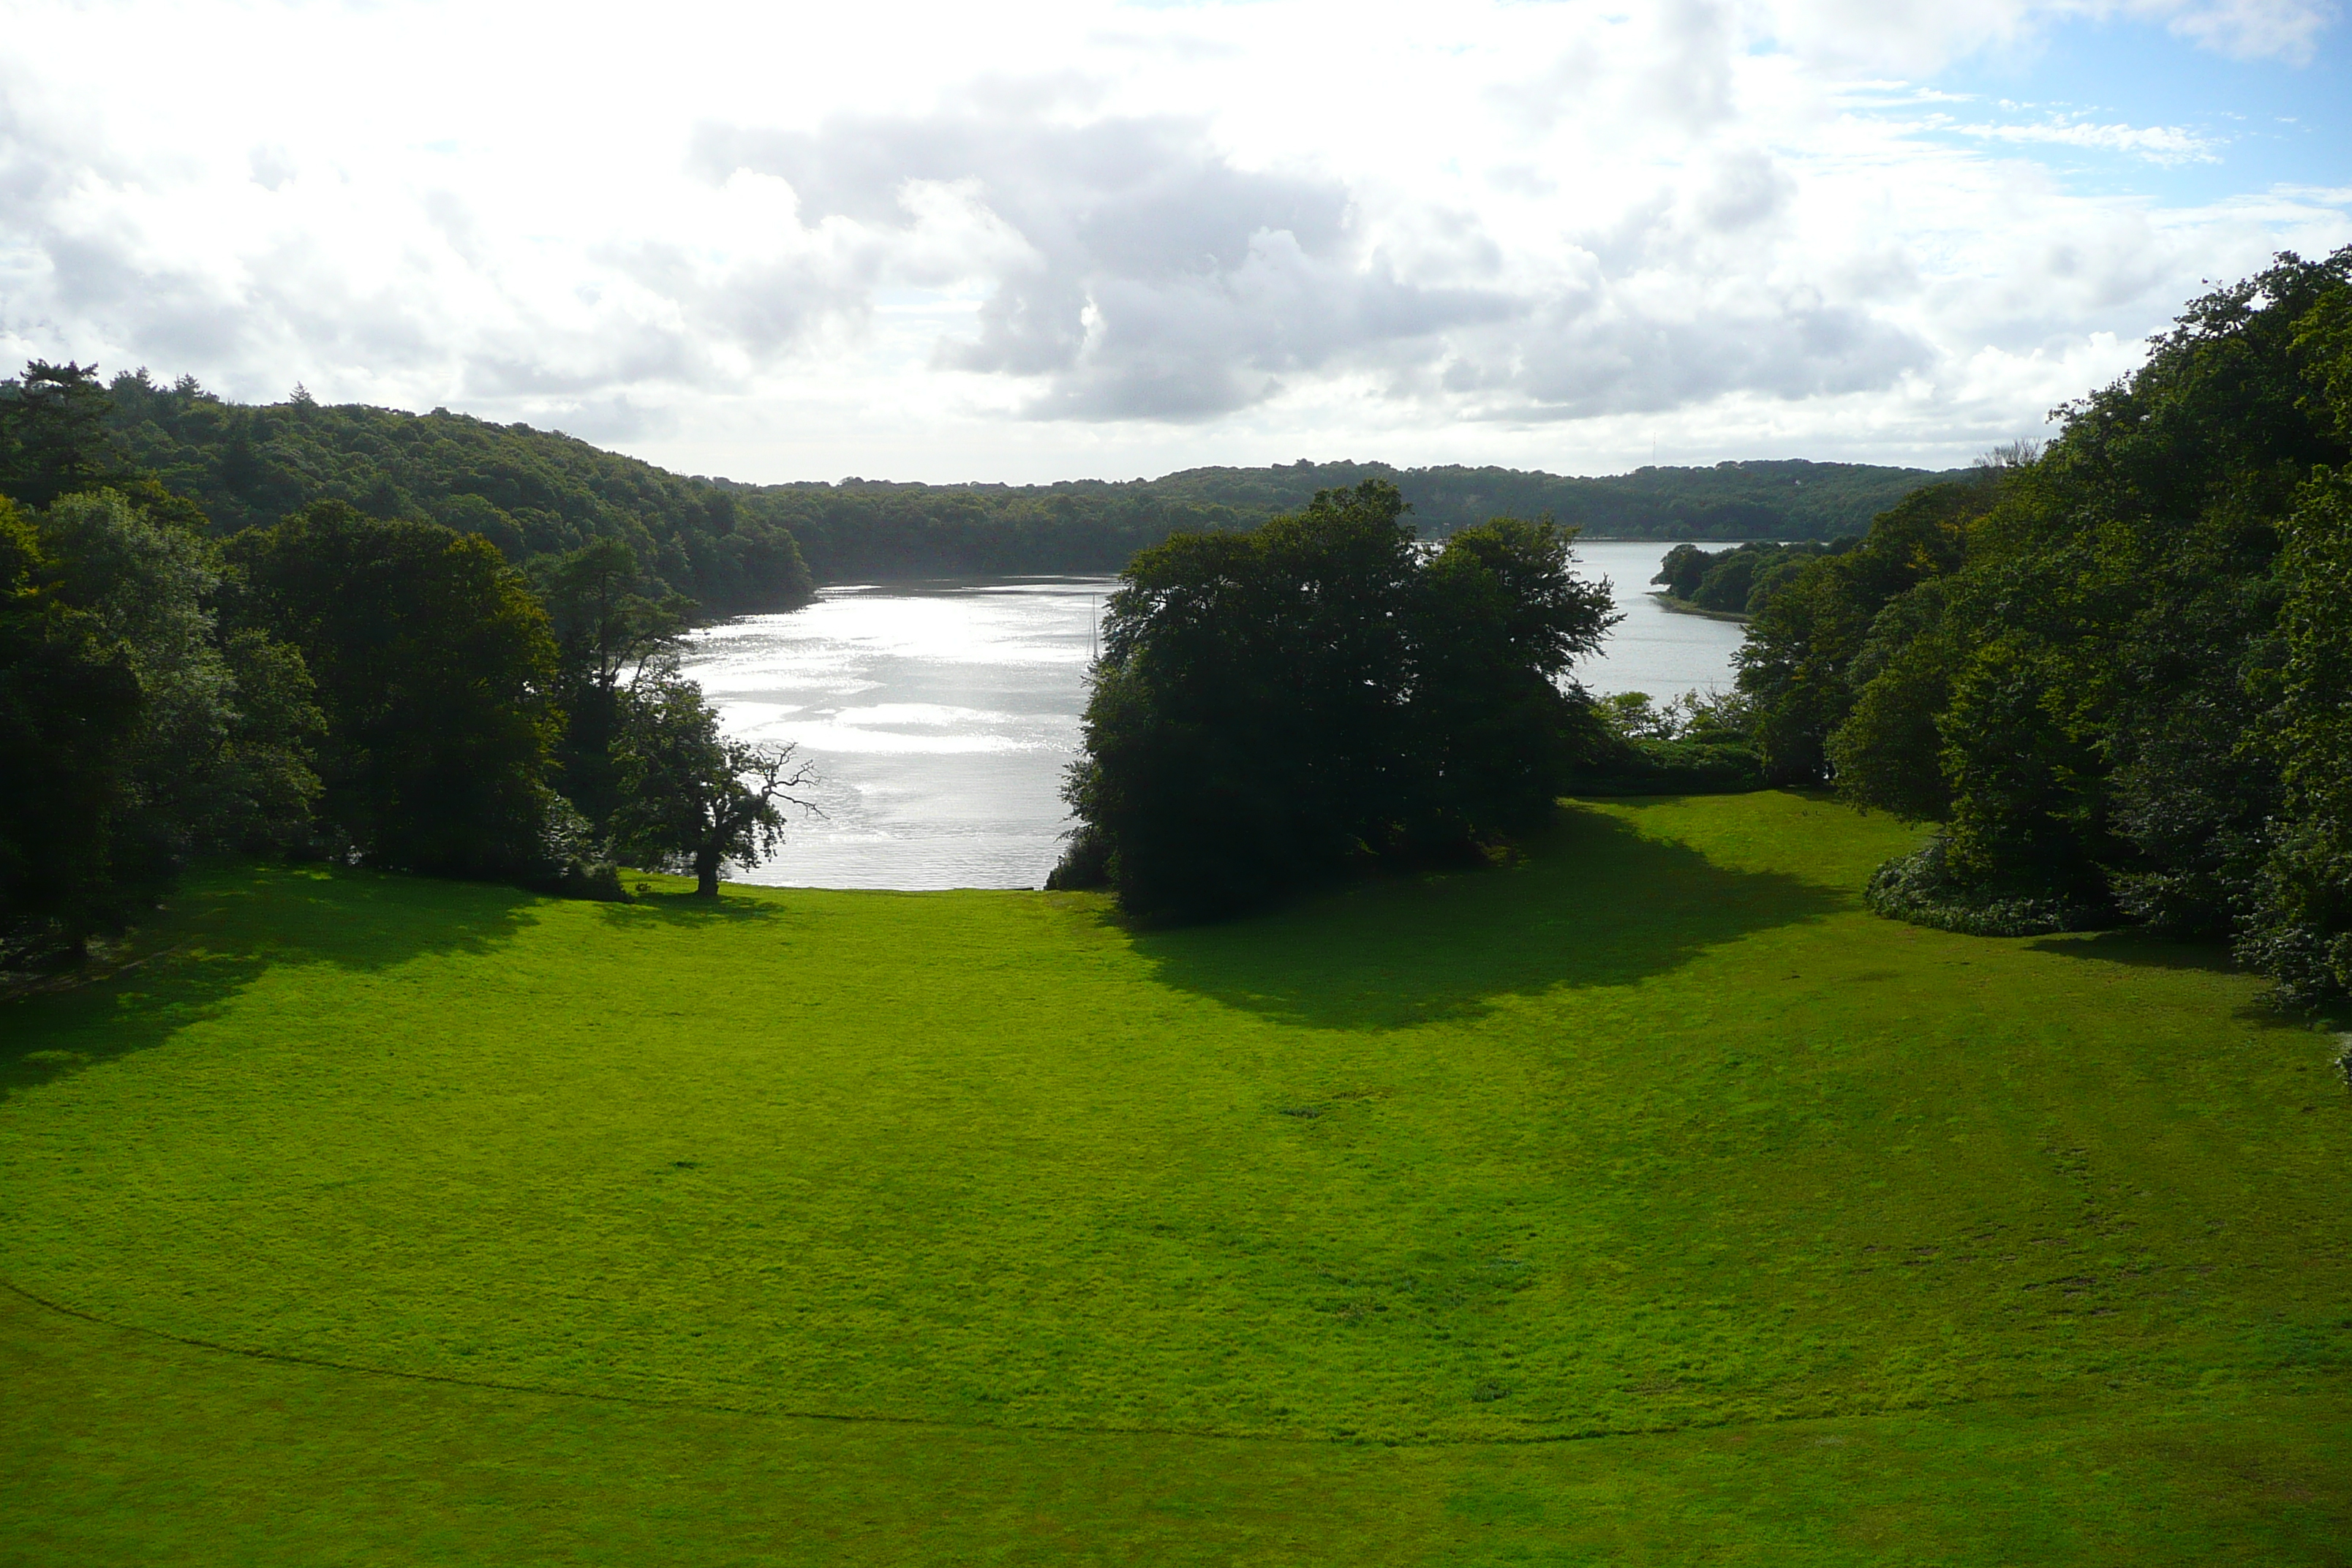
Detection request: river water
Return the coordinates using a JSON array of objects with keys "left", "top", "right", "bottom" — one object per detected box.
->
[{"left": 679, "top": 539, "right": 1744, "bottom": 890}]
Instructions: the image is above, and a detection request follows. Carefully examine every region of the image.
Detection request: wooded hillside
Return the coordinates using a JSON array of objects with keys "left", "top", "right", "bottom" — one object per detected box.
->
[
  {"left": 101, "top": 374, "right": 1949, "bottom": 590},
  {"left": 104, "top": 377, "right": 815, "bottom": 615}
]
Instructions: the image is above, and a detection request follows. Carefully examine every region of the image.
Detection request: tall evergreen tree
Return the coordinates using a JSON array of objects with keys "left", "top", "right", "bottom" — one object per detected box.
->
[{"left": 0, "top": 361, "right": 136, "bottom": 510}]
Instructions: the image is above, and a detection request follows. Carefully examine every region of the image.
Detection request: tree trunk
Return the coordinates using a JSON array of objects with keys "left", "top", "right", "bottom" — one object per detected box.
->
[{"left": 693, "top": 844, "right": 722, "bottom": 898}]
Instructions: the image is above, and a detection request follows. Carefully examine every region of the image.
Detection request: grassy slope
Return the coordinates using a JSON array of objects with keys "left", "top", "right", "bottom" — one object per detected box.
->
[{"left": 1, "top": 794, "right": 2346, "bottom": 1564}]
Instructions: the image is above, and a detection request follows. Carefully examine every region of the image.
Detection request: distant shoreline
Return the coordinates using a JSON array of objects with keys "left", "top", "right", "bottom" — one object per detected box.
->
[{"left": 1649, "top": 592, "right": 1752, "bottom": 624}]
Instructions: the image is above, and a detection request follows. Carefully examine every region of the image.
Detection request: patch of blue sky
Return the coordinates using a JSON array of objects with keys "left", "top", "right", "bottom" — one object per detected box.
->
[{"left": 1906, "top": 16, "right": 2350, "bottom": 208}]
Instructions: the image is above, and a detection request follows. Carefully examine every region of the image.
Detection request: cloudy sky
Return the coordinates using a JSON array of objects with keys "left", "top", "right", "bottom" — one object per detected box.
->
[{"left": 4, "top": 1, "right": 2348, "bottom": 482}]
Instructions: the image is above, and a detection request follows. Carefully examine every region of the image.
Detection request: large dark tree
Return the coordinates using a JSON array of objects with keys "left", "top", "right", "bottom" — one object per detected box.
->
[
  {"left": 0, "top": 499, "right": 142, "bottom": 962},
  {"left": 228, "top": 502, "right": 560, "bottom": 879},
  {"left": 1063, "top": 483, "right": 1420, "bottom": 919},
  {"left": 1059, "top": 480, "right": 1615, "bottom": 921},
  {"left": 610, "top": 676, "right": 815, "bottom": 897},
  {"left": 38, "top": 489, "right": 321, "bottom": 886},
  {"left": 1408, "top": 516, "right": 1619, "bottom": 842}
]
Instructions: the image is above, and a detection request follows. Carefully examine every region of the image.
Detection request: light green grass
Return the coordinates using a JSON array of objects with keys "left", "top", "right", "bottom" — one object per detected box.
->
[{"left": 2, "top": 793, "right": 2347, "bottom": 1564}]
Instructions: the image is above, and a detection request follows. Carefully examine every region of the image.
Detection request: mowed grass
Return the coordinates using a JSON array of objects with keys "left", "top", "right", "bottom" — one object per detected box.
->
[{"left": 1, "top": 792, "right": 2347, "bottom": 1565}]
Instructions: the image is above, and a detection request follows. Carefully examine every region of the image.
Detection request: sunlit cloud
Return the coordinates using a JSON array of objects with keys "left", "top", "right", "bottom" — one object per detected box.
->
[{"left": 1948, "top": 118, "right": 2221, "bottom": 162}]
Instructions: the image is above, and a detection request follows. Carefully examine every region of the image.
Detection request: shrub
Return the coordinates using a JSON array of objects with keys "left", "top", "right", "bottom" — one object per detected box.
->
[{"left": 1863, "top": 837, "right": 2113, "bottom": 938}]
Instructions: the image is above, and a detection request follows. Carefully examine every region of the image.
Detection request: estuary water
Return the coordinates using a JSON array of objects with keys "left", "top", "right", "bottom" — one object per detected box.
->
[{"left": 679, "top": 538, "right": 1744, "bottom": 890}]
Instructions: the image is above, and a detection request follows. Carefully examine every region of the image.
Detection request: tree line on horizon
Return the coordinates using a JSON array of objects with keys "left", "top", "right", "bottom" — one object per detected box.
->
[
  {"left": 757, "top": 456, "right": 1948, "bottom": 578},
  {"left": 102, "top": 372, "right": 818, "bottom": 617},
  {"left": 86, "top": 369, "right": 1949, "bottom": 589}
]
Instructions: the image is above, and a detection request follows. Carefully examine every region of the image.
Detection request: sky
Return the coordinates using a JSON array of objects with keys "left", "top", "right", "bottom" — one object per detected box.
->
[{"left": 2, "top": 0, "right": 2348, "bottom": 483}]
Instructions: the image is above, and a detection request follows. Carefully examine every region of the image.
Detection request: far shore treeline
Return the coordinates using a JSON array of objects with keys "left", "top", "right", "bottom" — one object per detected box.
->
[{"left": 96, "top": 369, "right": 1949, "bottom": 584}]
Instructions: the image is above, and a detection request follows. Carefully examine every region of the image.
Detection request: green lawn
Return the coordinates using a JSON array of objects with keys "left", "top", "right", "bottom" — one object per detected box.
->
[{"left": 2, "top": 793, "right": 2346, "bottom": 1565}]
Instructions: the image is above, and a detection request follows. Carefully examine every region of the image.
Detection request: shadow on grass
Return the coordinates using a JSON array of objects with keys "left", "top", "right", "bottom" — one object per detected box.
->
[
  {"left": 0, "top": 864, "right": 537, "bottom": 1106},
  {"left": 2024, "top": 930, "right": 2242, "bottom": 973},
  {"left": 1132, "top": 805, "right": 1844, "bottom": 1030},
  {"left": 2013, "top": 931, "right": 2318, "bottom": 1034},
  {"left": 593, "top": 890, "right": 792, "bottom": 930}
]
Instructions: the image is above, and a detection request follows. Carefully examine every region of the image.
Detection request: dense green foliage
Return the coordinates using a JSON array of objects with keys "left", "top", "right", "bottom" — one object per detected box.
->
[
  {"left": 0, "top": 361, "right": 141, "bottom": 508},
  {"left": 0, "top": 498, "right": 144, "bottom": 957},
  {"left": 1, "top": 365, "right": 821, "bottom": 960},
  {"left": 4, "top": 794, "right": 2347, "bottom": 1563},
  {"left": 226, "top": 502, "right": 562, "bottom": 881},
  {"left": 1727, "top": 249, "right": 2352, "bottom": 995},
  {"left": 41, "top": 491, "right": 322, "bottom": 870},
  {"left": 1733, "top": 480, "right": 1986, "bottom": 791},
  {"left": 1058, "top": 481, "right": 1615, "bottom": 917},
  {"left": 2239, "top": 459, "right": 2352, "bottom": 998},
  {"left": 0, "top": 414, "right": 323, "bottom": 962},
  {"left": 1651, "top": 537, "right": 1851, "bottom": 615},
  {"left": 103, "top": 373, "right": 814, "bottom": 614}
]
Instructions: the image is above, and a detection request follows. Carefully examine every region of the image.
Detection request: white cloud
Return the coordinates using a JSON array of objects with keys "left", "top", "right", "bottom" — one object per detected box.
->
[
  {"left": 0, "top": 0, "right": 2344, "bottom": 480},
  {"left": 2157, "top": 0, "right": 2340, "bottom": 62},
  {"left": 1950, "top": 118, "right": 2220, "bottom": 162}
]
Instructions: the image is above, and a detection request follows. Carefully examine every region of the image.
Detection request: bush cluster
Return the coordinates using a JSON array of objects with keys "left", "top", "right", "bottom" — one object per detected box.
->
[
  {"left": 1571, "top": 690, "right": 1766, "bottom": 796},
  {"left": 1862, "top": 837, "right": 2111, "bottom": 938}
]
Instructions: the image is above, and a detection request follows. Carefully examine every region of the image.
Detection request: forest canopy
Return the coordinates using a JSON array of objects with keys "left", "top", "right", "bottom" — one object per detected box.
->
[{"left": 99, "top": 374, "right": 815, "bottom": 617}]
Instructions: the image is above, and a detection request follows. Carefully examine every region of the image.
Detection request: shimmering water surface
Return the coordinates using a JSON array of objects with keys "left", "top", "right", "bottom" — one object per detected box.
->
[{"left": 682, "top": 540, "right": 1744, "bottom": 890}]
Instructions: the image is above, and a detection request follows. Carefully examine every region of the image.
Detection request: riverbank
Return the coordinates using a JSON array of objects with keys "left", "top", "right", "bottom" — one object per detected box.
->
[{"left": 1651, "top": 589, "right": 1753, "bottom": 623}]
